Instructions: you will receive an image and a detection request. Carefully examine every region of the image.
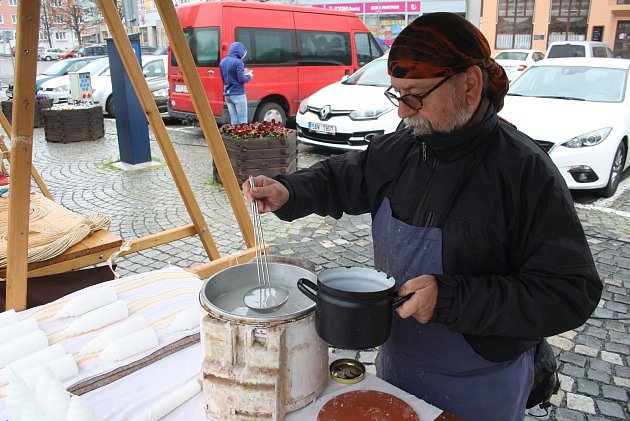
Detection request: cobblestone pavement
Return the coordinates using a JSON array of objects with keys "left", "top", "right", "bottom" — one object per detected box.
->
[{"left": 3, "top": 119, "right": 629, "bottom": 419}]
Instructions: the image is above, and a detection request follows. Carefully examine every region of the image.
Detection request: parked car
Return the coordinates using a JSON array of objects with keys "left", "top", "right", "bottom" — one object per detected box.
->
[
  {"left": 37, "top": 58, "right": 111, "bottom": 104},
  {"left": 91, "top": 55, "right": 169, "bottom": 116},
  {"left": 153, "top": 45, "right": 168, "bottom": 55},
  {"left": 499, "top": 57, "right": 630, "bottom": 197},
  {"left": 494, "top": 49, "right": 545, "bottom": 81},
  {"left": 296, "top": 54, "right": 402, "bottom": 151},
  {"left": 39, "top": 48, "right": 64, "bottom": 61},
  {"left": 5, "top": 56, "right": 102, "bottom": 99},
  {"left": 58, "top": 44, "right": 106, "bottom": 59},
  {"left": 140, "top": 45, "right": 157, "bottom": 55},
  {"left": 546, "top": 41, "right": 613, "bottom": 59}
]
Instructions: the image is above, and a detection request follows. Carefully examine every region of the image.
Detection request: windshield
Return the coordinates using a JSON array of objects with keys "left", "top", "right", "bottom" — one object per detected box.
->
[
  {"left": 42, "top": 60, "right": 70, "bottom": 75},
  {"left": 342, "top": 58, "right": 389, "bottom": 87},
  {"left": 508, "top": 65, "right": 627, "bottom": 103},
  {"left": 78, "top": 59, "right": 109, "bottom": 75},
  {"left": 495, "top": 52, "right": 528, "bottom": 61}
]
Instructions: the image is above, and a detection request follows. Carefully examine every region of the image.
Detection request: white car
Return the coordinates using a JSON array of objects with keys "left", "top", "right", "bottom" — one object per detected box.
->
[
  {"left": 494, "top": 49, "right": 545, "bottom": 81},
  {"left": 296, "top": 54, "right": 402, "bottom": 151},
  {"left": 37, "top": 58, "right": 110, "bottom": 104},
  {"left": 39, "top": 48, "right": 63, "bottom": 61},
  {"left": 499, "top": 58, "right": 630, "bottom": 197},
  {"left": 91, "top": 55, "right": 168, "bottom": 116}
]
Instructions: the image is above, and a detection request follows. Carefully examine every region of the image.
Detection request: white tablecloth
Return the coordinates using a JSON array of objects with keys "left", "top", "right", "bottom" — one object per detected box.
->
[{"left": 82, "top": 342, "right": 444, "bottom": 421}]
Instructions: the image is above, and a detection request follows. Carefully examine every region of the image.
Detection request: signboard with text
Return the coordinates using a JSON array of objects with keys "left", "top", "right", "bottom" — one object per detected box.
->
[{"left": 313, "top": 2, "right": 421, "bottom": 14}]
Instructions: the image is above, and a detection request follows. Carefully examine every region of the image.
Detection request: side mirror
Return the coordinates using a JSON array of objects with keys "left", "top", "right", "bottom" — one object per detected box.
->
[{"left": 341, "top": 75, "right": 349, "bottom": 82}]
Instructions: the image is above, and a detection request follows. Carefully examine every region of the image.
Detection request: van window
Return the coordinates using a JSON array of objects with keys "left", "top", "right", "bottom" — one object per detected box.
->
[
  {"left": 296, "top": 31, "right": 351, "bottom": 66},
  {"left": 172, "top": 27, "right": 220, "bottom": 67},
  {"left": 237, "top": 28, "right": 297, "bottom": 65},
  {"left": 592, "top": 47, "right": 610, "bottom": 58},
  {"left": 547, "top": 44, "right": 585, "bottom": 58},
  {"left": 355, "top": 32, "right": 383, "bottom": 67}
]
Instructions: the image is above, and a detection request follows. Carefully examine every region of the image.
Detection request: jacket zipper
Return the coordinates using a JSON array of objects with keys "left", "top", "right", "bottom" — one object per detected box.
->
[{"left": 413, "top": 140, "right": 438, "bottom": 227}]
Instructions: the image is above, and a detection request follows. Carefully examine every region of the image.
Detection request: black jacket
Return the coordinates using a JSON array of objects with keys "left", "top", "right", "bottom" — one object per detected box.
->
[{"left": 276, "top": 109, "right": 602, "bottom": 362}]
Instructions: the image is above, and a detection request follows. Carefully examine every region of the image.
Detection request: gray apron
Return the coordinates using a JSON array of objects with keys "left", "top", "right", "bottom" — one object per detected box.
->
[{"left": 373, "top": 197, "right": 534, "bottom": 420}]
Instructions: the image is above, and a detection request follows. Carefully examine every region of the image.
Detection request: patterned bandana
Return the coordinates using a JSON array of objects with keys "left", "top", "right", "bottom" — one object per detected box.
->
[{"left": 388, "top": 13, "right": 509, "bottom": 111}]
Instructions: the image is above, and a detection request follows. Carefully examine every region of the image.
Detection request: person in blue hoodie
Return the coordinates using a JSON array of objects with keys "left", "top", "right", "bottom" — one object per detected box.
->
[{"left": 219, "top": 42, "right": 253, "bottom": 124}]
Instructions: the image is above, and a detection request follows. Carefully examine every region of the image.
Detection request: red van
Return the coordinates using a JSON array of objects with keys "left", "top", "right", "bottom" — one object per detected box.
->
[{"left": 168, "top": 1, "right": 383, "bottom": 125}]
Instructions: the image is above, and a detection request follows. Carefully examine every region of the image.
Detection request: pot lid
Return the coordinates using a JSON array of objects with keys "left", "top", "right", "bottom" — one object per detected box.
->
[
  {"left": 318, "top": 267, "right": 394, "bottom": 293},
  {"left": 199, "top": 262, "right": 316, "bottom": 321}
]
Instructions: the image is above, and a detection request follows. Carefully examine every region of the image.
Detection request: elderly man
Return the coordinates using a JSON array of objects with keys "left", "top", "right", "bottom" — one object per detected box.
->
[{"left": 243, "top": 13, "right": 602, "bottom": 420}]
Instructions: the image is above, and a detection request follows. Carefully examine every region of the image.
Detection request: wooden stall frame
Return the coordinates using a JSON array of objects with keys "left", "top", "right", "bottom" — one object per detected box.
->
[{"left": 4, "top": 0, "right": 259, "bottom": 309}]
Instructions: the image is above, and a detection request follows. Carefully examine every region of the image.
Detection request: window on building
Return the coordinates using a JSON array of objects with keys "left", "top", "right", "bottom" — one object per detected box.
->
[
  {"left": 496, "top": 0, "right": 535, "bottom": 49},
  {"left": 54, "top": 32, "right": 67, "bottom": 40},
  {"left": 54, "top": 15, "right": 64, "bottom": 24},
  {"left": 0, "top": 15, "right": 4, "bottom": 24},
  {"left": 11, "top": 14, "right": 17, "bottom": 24},
  {"left": 9, "top": 0, "right": 18, "bottom": 6},
  {"left": 39, "top": 31, "right": 47, "bottom": 40},
  {"left": 548, "top": 0, "right": 590, "bottom": 44},
  {"left": 51, "top": 0, "right": 63, "bottom": 6}
]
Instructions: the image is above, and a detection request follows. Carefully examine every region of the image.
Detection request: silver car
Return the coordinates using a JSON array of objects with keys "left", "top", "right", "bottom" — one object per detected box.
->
[{"left": 39, "top": 48, "right": 64, "bottom": 61}]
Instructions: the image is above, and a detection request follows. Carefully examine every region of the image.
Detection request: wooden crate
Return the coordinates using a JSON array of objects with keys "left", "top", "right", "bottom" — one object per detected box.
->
[
  {"left": 213, "top": 134, "right": 298, "bottom": 185},
  {"left": 1, "top": 98, "right": 52, "bottom": 128},
  {"left": 43, "top": 106, "right": 105, "bottom": 143}
]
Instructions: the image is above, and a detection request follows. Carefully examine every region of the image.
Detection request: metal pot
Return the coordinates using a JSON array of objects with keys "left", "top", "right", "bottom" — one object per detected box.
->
[
  {"left": 199, "top": 262, "right": 329, "bottom": 420},
  {"left": 297, "top": 266, "right": 411, "bottom": 349}
]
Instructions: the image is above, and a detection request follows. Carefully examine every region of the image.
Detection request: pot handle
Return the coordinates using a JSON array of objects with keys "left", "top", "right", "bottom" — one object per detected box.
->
[
  {"left": 297, "top": 278, "right": 318, "bottom": 302},
  {"left": 393, "top": 292, "right": 414, "bottom": 308}
]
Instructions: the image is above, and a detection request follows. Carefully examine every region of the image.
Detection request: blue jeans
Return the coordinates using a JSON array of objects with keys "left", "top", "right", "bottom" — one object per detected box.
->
[{"left": 225, "top": 94, "right": 248, "bottom": 124}]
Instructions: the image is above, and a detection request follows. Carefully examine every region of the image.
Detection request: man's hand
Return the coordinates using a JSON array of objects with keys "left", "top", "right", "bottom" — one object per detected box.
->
[
  {"left": 396, "top": 275, "right": 439, "bottom": 323},
  {"left": 242, "top": 175, "right": 289, "bottom": 213}
]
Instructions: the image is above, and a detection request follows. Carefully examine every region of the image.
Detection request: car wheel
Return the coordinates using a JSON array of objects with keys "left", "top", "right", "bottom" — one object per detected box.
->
[
  {"left": 597, "top": 141, "right": 626, "bottom": 198},
  {"left": 45, "top": 56, "right": 51, "bottom": 61},
  {"left": 105, "top": 96, "right": 116, "bottom": 117},
  {"left": 254, "top": 102, "right": 286, "bottom": 125}
]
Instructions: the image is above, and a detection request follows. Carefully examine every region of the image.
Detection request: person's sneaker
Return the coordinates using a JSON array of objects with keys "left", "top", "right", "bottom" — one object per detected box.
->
[{"left": 0, "top": 173, "right": 9, "bottom": 186}]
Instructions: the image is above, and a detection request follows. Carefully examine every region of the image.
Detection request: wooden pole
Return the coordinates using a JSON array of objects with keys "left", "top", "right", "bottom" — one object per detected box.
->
[
  {"left": 153, "top": 0, "right": 255, "bottom": 248},
  {"left": 0, "top": 110, "right": 53, "bottom": 200},
  {"left": 6, "top": 0, "right": 41, "bottom": 310},
  {"left": 96, "top": 0, "right": 225, "bottom": 260}
]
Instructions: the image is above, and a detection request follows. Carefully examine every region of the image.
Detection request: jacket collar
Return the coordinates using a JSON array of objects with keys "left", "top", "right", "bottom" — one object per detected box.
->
[{"left": 414, "top": 102, "right": 498, "bottom": 161}]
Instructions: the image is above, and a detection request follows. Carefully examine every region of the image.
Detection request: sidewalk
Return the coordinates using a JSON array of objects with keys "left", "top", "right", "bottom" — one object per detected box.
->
[{"left": 2, "top": 118, "right": 629, "bottom": 420}]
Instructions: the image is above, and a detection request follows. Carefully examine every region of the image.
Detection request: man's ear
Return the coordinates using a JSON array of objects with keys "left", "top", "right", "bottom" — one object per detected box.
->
[{"left": 463, "top": 66, "right": 484, "bottom": 107}]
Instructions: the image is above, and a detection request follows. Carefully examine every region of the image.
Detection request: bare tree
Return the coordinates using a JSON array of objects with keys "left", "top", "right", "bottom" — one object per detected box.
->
[
  {"left": 49, "top": 0, "right": 99, "bottom": 45},
  {"left": 40, "top": 1, "right": 53, "bottom": 48}
]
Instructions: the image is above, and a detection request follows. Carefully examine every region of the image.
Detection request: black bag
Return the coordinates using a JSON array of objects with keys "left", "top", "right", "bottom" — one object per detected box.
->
[{"left": 526, "top": 338, "right": 560, "bottom": 409}]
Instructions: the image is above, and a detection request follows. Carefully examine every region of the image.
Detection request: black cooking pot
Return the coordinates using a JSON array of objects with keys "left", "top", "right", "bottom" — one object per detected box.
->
[{"left": 297, "top": 267, "right": 411, "bottom": 349}]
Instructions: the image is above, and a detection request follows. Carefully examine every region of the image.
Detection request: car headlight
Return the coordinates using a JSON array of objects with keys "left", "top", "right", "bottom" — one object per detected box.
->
[
  {"left": 562, "top": 128, "right": 612, "bottom": 148},
  {"left": 298, "top": 97, "right": 309, "bottom": 114},
  {"left": 349, "top": 106, "right": 394, "bottom": 121},
  {"left": 152, "top": 88, "right": 168, "bottom": 98},
  {"left": 53, "top": 84, "right": 69, "bottom": 92}
]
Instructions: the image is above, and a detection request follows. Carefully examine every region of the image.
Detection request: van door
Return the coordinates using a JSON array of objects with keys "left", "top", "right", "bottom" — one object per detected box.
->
[
  {"left": 353, "top": 32, "right": 383, "bottom": 68},
  {"left": 170, "top": 27, "right": 222, "bottom": 117}
]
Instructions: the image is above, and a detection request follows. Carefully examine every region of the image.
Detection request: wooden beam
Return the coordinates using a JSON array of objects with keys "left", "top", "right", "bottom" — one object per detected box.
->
[
  {"left": 0, "top": 110, "right": 53, "bottom": 200},
  {"left": 120, "top": 224, "right": 197, "bottom": 255},
  {"left": 96, "top": 0, "right": 222, "bottom": 260},
  {"left": 154, "top": 0, "right": 255, "bottom": 249},
  {"left": 188, "top": 247, "right": 257, "bottom": 280},
  {"left": 5, "top": 0, "right": 41, "bottom": 310}
]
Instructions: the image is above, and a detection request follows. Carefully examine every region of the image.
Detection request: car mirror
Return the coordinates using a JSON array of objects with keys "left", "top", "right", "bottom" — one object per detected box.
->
[{"left": 341, "top": 75, "right": 349, "bottom": 82}]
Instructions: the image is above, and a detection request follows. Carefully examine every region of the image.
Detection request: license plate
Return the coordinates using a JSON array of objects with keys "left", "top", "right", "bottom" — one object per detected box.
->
[
  {"left": 308, "top": 122, "right": 336, "bottom": 135},
  {"left": 174, "top": 84, "right": 188, "bottom": 93}
]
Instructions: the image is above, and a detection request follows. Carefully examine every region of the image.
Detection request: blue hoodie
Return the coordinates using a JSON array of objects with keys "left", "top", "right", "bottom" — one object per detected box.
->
[{"left": 219, "top": 42, "right": 252, "bottom": 96}]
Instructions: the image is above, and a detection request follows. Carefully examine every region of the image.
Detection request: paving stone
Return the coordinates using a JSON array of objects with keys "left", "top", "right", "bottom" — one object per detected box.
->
[
  {"left": 560, "top": 353, "right": 588, "bottom": 367},
  {"left": 566, "top": 393, "right": 596, "bottom": 414},
  {"left": 602, "top": 384, "right": 628, "bottom": 401},
  {"left": 577, "top": 379, "right": 600, "bottom": 396},
  {"left": 596, "top": 401, "right": 626, "bottom": 419}
]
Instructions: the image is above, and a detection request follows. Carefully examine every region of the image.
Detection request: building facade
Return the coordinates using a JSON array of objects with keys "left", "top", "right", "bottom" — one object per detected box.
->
[{"left": 482, "top": 0, "right": 629, "bottom": 57}]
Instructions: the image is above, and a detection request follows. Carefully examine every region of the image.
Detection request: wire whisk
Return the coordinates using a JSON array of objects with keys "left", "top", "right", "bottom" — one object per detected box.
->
[{"left": 250, "top": 176, "right": 270, "bottom": 287}]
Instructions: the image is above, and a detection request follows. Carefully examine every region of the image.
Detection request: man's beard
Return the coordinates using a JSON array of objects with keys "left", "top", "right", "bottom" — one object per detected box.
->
[{"left": 404, "top": 88, "right": 474, "bottom": 136}]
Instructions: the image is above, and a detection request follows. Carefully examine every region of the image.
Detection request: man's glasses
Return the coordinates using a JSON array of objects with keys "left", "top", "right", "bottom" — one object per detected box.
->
[{"left": 384, "top": 75, "right": 454, "bottom": 110}]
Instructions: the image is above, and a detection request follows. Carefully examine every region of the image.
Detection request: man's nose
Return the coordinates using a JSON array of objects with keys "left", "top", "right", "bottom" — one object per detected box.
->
[{"left": 397, "top": 102, "right": 417, "bottom": 119}]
